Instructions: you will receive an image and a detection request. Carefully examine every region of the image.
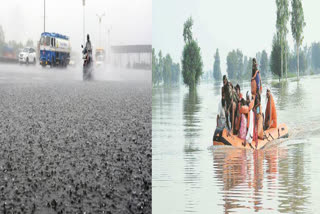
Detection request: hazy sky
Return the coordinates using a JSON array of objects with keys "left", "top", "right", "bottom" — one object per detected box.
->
[
  {"left": 0, "top": 0, "right": 152, "bottom": 53},
  {"left": 153, "top": 0, "right": 320, "bottom": 73}
]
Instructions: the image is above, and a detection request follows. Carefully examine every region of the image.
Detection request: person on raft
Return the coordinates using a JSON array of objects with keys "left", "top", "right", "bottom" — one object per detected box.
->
[
  {"left": 264, "top": 88, "right": 277, "bottom": 130},
  {"left": 222, "top": 75, "right": 239, "bottom": 134},
  {"left": 217, "top": 89, "right": 227, "bottom": 129},
  {"left": 251, "top": 58, "right": 262, "bottom": 97}
]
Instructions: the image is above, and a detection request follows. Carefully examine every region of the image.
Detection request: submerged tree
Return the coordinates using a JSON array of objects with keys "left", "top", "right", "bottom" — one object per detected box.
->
[
  {"left": 260, "top": 50, "right": 269, "bottom": 77},
  {"left": 226, "top": 49, "right": 243, "bottom": 80},
  {"left": 276, "top": 0, "right": 289, "bottom": 79},
  {"left": 213, "top": 48, "right": 222, "bottom": 81},
  {"left": 270, "top": 34, "right": 282, "bottom": 81},
  {"left": 291, "top": 0, "right": 306, "bottom": 80},
  {"left": 181, "top": 17, "right": 203, "bottom": 90},
  {"left": 152, "top": 48, "right": 158, "bottom": 86}
]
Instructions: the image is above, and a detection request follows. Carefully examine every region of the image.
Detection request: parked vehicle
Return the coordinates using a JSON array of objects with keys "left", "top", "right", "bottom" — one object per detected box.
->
[
  {"left": 39, "top": 32, "right": 70, "bottom": 67},
  {"left": 19, "top": 47, "right": 37, "bottom": 64}
]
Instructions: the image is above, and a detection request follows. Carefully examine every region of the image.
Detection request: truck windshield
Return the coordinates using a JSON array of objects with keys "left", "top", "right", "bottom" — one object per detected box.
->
[{"left": 40, "top": 36, "right": 45, "bottom": 45}]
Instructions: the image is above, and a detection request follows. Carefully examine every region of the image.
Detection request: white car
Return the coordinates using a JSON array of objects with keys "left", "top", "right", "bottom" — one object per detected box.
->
[{"left": 19, "top": 47, "right": 37, "bottom": 64}]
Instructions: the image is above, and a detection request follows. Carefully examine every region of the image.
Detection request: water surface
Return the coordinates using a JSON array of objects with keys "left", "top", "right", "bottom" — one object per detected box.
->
[{"left": 152, "top": 75, "right": 320, "bottom": 213}]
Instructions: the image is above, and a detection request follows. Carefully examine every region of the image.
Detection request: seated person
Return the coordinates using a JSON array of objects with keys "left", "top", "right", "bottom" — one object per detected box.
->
[
  {"left": 217, "top": 90, "right": 227, "bottom": 129},
  {"left": 264, "top": 88, "right": 277, "bottom": 130}
]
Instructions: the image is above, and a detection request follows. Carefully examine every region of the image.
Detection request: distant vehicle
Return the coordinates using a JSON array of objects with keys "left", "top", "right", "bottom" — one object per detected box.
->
[
  {"left": 95, "top": 48, "right": 105, "bottom": 67},
  {"left": 39, "top": 32, "right": 71, "bottom": 67},
  {"left": 19, "top": 47, "right": 37, "bottom": 64}
]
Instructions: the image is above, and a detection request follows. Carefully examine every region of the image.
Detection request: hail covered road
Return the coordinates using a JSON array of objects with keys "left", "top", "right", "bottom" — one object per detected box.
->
[{"left": 0, "top": 63, "right": 151, "bottom": 214}]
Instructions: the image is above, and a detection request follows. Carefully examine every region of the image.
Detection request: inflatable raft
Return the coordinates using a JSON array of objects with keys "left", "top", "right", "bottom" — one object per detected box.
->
[{"left": 213, "top": 123, "right": 289, "bottom": 150}]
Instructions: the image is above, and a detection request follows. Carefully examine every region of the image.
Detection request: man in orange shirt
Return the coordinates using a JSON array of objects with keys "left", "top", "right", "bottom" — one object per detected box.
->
[{"left": 264, "top": 88, "right": 277, "bottom": 130}]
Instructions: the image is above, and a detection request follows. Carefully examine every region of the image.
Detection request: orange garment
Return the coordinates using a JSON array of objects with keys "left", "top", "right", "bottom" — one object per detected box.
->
[{"left": 265, "top": 94, "right": 277, "bottom": 128}]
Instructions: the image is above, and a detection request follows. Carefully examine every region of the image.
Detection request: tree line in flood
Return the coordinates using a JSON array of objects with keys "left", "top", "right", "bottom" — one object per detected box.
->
[{"left": 152, "top": 0, "right": 320, "bottom": 88}]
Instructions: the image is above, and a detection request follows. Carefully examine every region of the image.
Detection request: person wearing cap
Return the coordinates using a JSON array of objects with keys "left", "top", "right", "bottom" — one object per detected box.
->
[
  {"left": 222, "top": 75, "right": 239, "bottom": 133},
  {"left": 264, "top": 88, "right": 277, "bottom": 130}
]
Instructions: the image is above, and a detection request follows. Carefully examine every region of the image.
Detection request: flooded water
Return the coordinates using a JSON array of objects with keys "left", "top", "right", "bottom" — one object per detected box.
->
[{"left": 152, "top": 75, "right": 320, "bottom": 213}]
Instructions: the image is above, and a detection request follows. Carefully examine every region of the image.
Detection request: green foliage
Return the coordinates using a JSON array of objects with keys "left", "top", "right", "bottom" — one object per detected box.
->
[
  {"left": 260, "top": 50, "right": 268, "bottom": 77},
  {"left": 291, "top": 0, "right": 306, "bottom": 79},
  {"left": 311, "top": 42, "right": 320, "bottom": 70},
  {"left": 213, "top": 48, "right": 221, "bottom": 81},
  {"left": 152, "top": 48, "right": 180, "bottom": 86},
  {"left": 163, "top": 54, "right": 172, "bottom": 85},
  {"left": 270, "top": 34, "right": 282, "bottom": 80},
  {"left": 183, "top": 17, "right": 193, "bottom": 44},
  {"left": 181, "top": 17, "right": 203, "bottom": 89},
  {"left": 288, "top": 49, "right": 307, "bottom": 74},
  {"left": 152, "top": 48, "right": 158, "bottom": 85},
  {"left": 226, "top": 49, "right": 243, "bottom": 80},
  {"left": 276, "top": 0, "right": 289, "bottom": 79}
]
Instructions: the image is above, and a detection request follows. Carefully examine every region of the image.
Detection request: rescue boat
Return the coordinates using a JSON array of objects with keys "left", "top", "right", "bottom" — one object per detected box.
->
[{"left": 213, "top": 123, "right": 289, "bottom": 150}]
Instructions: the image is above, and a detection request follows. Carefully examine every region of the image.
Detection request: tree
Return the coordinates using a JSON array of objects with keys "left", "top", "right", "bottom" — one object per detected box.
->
[
  {"left": 276, "top": 0, "right": 289, "bottom": 79},
  {"left": 226, "top": 49, "right": 243, "bottom": 80},
  {"left": 213, "top": 48, "right": 222, "bottom": 81},
  {"left": 311, "top": 42, "right": 320, "bottom": 71},
  {"left": 181, "top": 17, "right": 203, "bottom": 89},
  {"left": 0, "top": 25, "right": 4, "bottom": 46},
  {"left": 152, "top": 48, "right": 158, "bottom": 86},
  {"left": 260, "top": 50, "right": 268, "bottom": 77},
  {"left": 291, "top": 0, "right": 306, "bottom": 80},
  {"left": 270, "top": 34, "right": 282, "bottom": 81},
  {"left": 163, "top": 54, "right": 172, "bottom": 85},
  {"left": 158, "top": 50, "right": 163, "bottom": 84},
  {"left": 171, "top": 63, "right": 180, "bottom": 84},
  {"left": 288, "top": 49, "right": 307, "bottom": 74},
  {"left": 26, "top": 39, "right": 34, "bottom": 48}
]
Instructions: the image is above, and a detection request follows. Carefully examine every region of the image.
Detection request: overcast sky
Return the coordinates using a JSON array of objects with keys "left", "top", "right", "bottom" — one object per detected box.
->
[
  {"left": 153, "top": 0, "right": 320, "bottom": 73},
  {"left": 0, "top": 0, "right": 152, "bottom": 53}
]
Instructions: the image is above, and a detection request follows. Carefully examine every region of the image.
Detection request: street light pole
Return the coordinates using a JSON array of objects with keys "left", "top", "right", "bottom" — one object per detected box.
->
[
  {"left": 96, "top": 13, "right": 105, "bottom": 48},
  {"left": 83, "top": 0, "right": 85, "bottom": 45},
  {"left": 44, "top": 0, "right": 46, "bottom": 32}
]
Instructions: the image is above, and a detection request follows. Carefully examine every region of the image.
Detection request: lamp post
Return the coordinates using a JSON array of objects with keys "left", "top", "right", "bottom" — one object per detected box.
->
[
  {"left": 44, "top": 0, "right": 46, "bottom": 32},
  {"left": 83, "top": 0, "right": 85, "bottom": 45},
  {"left": 96, "top": 12, "right": 105, "bottom": 48}
]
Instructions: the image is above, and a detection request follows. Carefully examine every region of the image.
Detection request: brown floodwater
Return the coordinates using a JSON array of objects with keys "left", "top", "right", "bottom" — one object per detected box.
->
[{"left": 152, "top": 75, "right": 320, "bottom": 213}]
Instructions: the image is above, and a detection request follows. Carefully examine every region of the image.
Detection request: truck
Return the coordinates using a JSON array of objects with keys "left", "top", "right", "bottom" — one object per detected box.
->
[
  {"left": 95, "top": 48, "right": 105, "bottom": 67},
  {"left": 39, "top": 32, "right": 71, "bottom": 67}
]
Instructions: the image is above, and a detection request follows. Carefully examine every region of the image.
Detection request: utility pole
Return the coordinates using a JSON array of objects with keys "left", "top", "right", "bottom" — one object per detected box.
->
[
  {"left": 44, "top": 0, "right": 46, "bottom": 32},
  {"left": 96, "top": 13, "right": 105, "bottom": 48},
  {"left": 83, "top": 0, "right": 85, "bottom": 45}
]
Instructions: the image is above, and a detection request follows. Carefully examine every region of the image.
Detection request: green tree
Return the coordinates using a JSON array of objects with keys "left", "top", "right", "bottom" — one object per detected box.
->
[
  {"left": 311, "top": 42, "right": 320, "bottom": 71},
  {"left": 226, "top": 49, "right": 243, "bottom": 80},
  {"left": 270, "top": 34, "right": 282, "bottom": 81},
  {"left": 288, "top": 49, "right": 307, "bottom": 74},
  {"left": 171, "top": 62, "right": 180, "bottom": 84},
  {"left": 181, "top": 17, "right": 203, "bottom": 89},
  {"left": 158, "top": 50, "right": 163, "bottom": 84},
  {"left": 213, "top": 48, "right": 221, "bottom": 81},
  {"left": 291, "top": 0, "right": 306, "bottom": 80},
  {"left": 152, "top": 48, "right": 158, "bottom": 86},
  {"left": 276, "top": 0, "right": 289, "bottom": 79},
  {"left": 260, "top": 50, "right": 268, "bottom": 77},
  {"left": 163, "top": 54, "right": 172, "bottom": 85}
]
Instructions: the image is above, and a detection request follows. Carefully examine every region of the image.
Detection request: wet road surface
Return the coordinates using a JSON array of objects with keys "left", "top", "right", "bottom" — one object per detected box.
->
[{"left": 0, "top": 64, "right": 151, "bottom": 213}]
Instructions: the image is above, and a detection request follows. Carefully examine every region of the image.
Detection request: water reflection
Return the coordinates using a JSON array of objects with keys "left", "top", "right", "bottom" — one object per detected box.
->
[
  {"left": 272, "top": 81, "right": 289, "bottom": 111},
  {"left": 212, "top": 142, "right": 311, "bottom": 213}
]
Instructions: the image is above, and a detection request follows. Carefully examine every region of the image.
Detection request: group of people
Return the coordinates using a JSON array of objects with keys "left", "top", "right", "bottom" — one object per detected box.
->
[{"left": 217, "top": 58, "right": 277, "bottom": 147}]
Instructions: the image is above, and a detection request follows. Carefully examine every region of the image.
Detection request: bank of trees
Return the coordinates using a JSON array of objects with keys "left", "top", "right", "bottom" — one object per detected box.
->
[
  {"left": 270, "top": 0, "right": 305, "bottom": 80},
  {"left": 223, "top": 49, "right": 269, "bottom": 81},
  {"left": 152, "top": 48, "right": 180, "bottom": 86}
]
